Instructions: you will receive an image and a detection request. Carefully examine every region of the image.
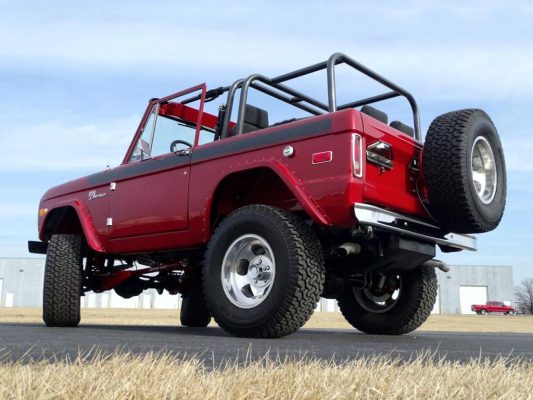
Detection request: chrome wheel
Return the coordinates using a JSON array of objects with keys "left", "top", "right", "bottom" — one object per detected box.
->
[
  {"left": 353, "top": 275, "right": 402, "bottom": 314},
  {"left": 221, "top": 234, "right": 276, "bottom": 309},
  {"left": 471, "top": 136, "right": 497, "bottom": 204}
]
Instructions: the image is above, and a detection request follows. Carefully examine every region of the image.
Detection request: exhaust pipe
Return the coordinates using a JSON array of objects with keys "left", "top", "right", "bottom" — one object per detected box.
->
[
  {"left": 337, "top": 242, "right": 362, "bottom": 257},
  {"left": 424, "top": 259, "right": 450, "bottom": 273}
]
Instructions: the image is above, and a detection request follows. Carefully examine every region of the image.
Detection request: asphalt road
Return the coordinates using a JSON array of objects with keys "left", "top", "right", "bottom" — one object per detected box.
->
[{"left": 1, "top": 323, "right": 532, "bottom": 364}]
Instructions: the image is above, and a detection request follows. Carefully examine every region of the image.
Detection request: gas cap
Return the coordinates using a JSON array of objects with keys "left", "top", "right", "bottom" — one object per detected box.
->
[{"left": 283, "top": 146, "right": 295, "bottom": 158}]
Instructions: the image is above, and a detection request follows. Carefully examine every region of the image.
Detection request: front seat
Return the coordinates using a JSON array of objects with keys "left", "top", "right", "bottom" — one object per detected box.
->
[{"left": 229, "top": 104, "right": 269, "bottom": 136}]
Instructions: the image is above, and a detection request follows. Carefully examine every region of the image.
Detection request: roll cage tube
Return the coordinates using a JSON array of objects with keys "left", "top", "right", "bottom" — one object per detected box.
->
[{"left": 222, "top": 52, "right": 422, "bottom": 141}]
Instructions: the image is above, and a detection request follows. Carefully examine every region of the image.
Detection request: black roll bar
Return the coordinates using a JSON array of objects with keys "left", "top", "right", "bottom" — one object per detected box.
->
[
  {"left": 223, "top": 52, "right": 422, "bottom": 141},
  {"left": 326, "top": 53, "right": 421, "bottom": 140},
  {"left": 234, "top": 74, "right": 329, "bottom": 137},
  {"left": 221, "top": 79, "right": 244, "bottom": 139}
]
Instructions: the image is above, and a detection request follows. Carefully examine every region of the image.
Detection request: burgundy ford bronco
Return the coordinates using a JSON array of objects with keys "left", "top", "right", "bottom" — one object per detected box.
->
[{"left": 29, "top": 53, "right": 506, "bottom": 338}]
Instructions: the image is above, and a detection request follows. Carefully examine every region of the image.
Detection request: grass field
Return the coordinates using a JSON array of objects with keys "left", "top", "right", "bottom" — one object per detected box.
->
[
  {"left": 1, "top": 308, "right": 533, "bottom": 399},
  {"left": 0, "top": 352, "right": 532, "bottom": 399},
  {"left": 1, "top": 307, "right": 532, "bottom": 333}
]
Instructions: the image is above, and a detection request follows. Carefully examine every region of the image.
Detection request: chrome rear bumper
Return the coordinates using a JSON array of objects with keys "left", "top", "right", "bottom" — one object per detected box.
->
[{"left": 354, "top": 203, "right": 477, "bottom": 251}]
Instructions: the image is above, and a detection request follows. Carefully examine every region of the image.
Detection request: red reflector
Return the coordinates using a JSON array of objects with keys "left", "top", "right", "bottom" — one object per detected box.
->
[{"left": 312, "top": 151, "right": 333, "bottom": 164}]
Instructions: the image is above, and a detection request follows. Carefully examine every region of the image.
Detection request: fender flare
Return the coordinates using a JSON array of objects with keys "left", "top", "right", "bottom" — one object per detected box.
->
[
  {"left": 204, "top": 159, "right": 331, "bottom": 232},
  {"left": 41, "top": 200, "right": 106, "bottom": 253}
]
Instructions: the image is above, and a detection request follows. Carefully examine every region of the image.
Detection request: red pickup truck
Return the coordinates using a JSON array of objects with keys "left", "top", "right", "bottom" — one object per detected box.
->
[
  {"left": 472, "top": 301, "right": 515, "bottom": 315},
  {"left": 28, "top": 53, "right": 506, "bottom": 338}
]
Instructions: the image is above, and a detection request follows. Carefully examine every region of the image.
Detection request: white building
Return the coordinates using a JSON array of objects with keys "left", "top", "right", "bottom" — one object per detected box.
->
[{"left": 0, "top": 258, "right": 513, "bottom": 314}]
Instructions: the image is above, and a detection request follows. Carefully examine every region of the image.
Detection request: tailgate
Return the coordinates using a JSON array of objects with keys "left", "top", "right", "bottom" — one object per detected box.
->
[{"left": 360, "top": 113, "right": 428, "bottom": 219}]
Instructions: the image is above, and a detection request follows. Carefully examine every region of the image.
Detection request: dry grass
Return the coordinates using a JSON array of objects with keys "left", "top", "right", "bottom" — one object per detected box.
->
[
  {"left": 1, "top": 309, "right": 532, "bottom": 399},
  {"left": 1, "top": 308, "right": 532, "bottom": 333},
  {"left": 0, "top": 351, "right": 531, "bottom": 399}
]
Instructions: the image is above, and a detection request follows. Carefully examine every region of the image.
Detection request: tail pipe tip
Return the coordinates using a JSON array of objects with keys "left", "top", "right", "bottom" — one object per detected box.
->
[
  {"left": 424, "top": 259, "right": 451, "bottom": 273},
  {"left": 337, "top": 242, "right": 362, "bottom": 257}
]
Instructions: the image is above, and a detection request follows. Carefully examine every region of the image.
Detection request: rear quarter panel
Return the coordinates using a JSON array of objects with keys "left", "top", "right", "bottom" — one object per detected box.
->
[{"left": 188, "top": 109, "right": 365, "bottom": 244}]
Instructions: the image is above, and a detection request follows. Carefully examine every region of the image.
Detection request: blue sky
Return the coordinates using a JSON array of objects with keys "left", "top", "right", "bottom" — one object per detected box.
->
[{"left": 1, "top": 1, "right": 532, "bottom": 283}]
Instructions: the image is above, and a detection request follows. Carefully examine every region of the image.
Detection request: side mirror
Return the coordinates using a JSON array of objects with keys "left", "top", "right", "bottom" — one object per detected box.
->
[{"left": 140, "top": 139, "right": 151, "bottom": 156}]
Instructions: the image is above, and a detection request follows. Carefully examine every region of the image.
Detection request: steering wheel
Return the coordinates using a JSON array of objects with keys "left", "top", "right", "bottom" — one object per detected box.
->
[{"left": 170, "top": 139, "right": 193, "bottom": 152}]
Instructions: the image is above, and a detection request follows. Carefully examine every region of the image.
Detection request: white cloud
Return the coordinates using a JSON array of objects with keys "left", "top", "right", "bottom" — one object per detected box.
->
[
  {"left": 2, "top": 116, "right": 138, "bottom": 171},
  {"left": 0, "top": 2, "right": 532, "bottom": 103},
  {"left": 502, "top": 138, "right": 533, "bottom": 172}
]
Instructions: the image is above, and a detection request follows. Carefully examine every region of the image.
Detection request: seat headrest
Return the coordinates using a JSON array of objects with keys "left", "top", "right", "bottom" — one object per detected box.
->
[
  {"left": 361, "top": 105, "right": 388, "bottom": 124},
  {"left": 390, "top": 120, "right": 414, "bottom": 137},
  {"left": 228, "top": 104, "right": 269, "bottom": 137},
  {"left": 243, "top": 104, "right": 269, "bottom": 130}
]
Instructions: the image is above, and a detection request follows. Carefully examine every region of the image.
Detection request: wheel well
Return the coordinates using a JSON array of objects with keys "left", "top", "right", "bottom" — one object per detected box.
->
[
  {"left": 210, "top": 167, "right": 302, "bottom": 230},
  {"left": 43, "top": 206, "right": 84, "bottom": 240}
]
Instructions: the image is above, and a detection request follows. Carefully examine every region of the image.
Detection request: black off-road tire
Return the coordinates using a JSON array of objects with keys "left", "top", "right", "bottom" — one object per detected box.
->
[
  {"left": 43, "top": 234, "right": 83, "bottom": 327},
  {"left": 423, "top": 109, "right": 506, "bottom": 233},
  {"left": 203, "top": 205, "right": 325, "bottom": 338},
  {"left": 338, "top": 265, "right": 437, "bottom": 335},
  {"left": 180, "top": 288, "right": 212, "bottom": 327}
]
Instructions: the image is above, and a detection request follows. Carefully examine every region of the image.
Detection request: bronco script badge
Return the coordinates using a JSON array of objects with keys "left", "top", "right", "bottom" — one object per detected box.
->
[{"left": 88, "top": 190, "right": 107, "bottom": 200}]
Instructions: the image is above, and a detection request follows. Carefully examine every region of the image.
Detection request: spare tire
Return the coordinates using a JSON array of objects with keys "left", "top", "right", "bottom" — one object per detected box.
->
[{"left": 423, "top": 109, "right": 506, "bottom": 233}]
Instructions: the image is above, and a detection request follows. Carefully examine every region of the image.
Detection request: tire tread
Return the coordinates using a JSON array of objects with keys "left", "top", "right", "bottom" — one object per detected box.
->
[
  {"left": 180, "top": 287, "right": 212, "bottom": 327},
  {"left": 203, "top": 205, "right": 325, "bottom": 338},
  {"left": 423, "top": 108, "right": 505, "bottom": 233},
  {"left": 338, "top": 265, "right": 437, "bottom": 335},
  {"left": 43, "top": 234, "right": 82, "bottom": 327}
]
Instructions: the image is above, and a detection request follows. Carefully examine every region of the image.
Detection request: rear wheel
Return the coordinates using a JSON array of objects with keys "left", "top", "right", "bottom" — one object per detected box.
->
[
  {"left": 203, "top": 205, "right": 325, "bottom": 338},
  {"left": 423, "top": 109, "right": 506, "bottom": 233},
  {"left": 43, "top": 234, "right": 83, "bottom": 327},
  {"left": 505, "top": 309, "right": 515, "bottom": 316},
  {"left": 180, "top": 287, "right": 212, "bottom": 327},
  {"left": 338, "top": 265, "right": 437, "bottom": 335}
]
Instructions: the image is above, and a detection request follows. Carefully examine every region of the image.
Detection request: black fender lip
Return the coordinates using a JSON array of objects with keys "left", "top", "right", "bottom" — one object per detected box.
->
[{"left": 28, "top": 240, "right": 48, "bottom": 254}]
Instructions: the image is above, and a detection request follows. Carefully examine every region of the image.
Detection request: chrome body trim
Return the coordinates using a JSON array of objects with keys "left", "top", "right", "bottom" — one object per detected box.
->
[{"left": 354, "top": 203, "right": 477, "bottom": 251}]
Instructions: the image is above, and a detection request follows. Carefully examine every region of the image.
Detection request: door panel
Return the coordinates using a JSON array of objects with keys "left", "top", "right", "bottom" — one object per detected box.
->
[
  {"left": 110, "top": 153, "right": 190, "bottom": 238},
  {"left": 109, "top": 83, "right": 206, "bottom": 243}
]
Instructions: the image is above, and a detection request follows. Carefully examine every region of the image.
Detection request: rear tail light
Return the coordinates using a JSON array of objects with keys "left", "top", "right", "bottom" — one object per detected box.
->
[{"left": 352, "top": 134, "right": 363, "bottom": 177}]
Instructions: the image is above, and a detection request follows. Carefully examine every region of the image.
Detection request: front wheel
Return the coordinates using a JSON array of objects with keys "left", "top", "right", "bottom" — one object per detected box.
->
[
  {"left": 203, "top": 205, "right": 325, "bottom": 338},
  {"left": 43, "top": 234, "right": 83, "bottom": 327},
  {"left": 479, "top": 309, "right": 488, "bottom": 315},
  {"left": 338, "top": 265, "right": 437, "bottom": 335}
]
